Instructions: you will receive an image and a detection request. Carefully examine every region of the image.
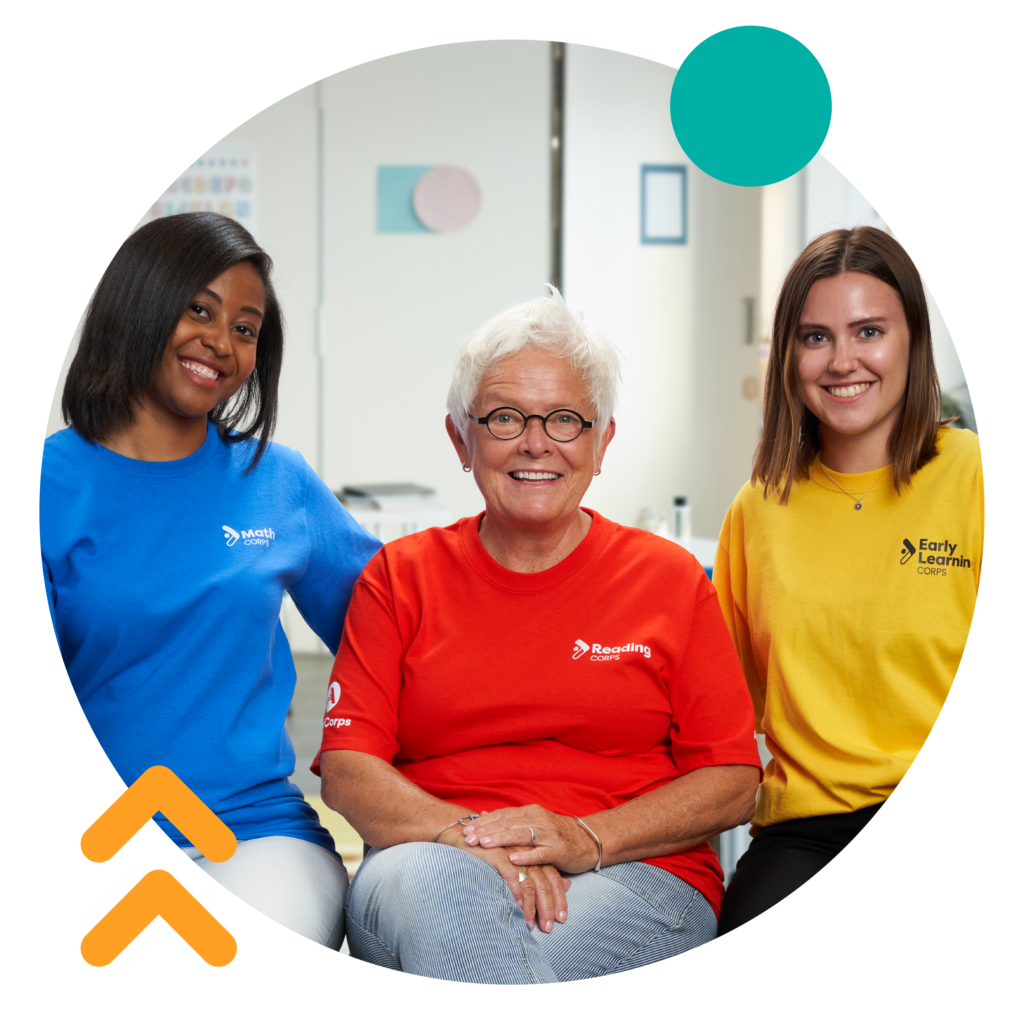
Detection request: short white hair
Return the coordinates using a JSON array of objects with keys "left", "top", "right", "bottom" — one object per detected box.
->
[{"left": 447, "top": 286, "right": 621, "bottom": 438}]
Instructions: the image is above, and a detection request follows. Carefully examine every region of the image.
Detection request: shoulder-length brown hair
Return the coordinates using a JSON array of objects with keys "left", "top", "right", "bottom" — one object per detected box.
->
[{"left": 754, "top": 226, "right": 942, "bottom": 502}]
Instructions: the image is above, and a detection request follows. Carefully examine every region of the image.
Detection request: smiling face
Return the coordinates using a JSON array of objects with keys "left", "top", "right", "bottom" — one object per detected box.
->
[
  {"left": 795, "top": 271, "right": 911, "bottom": 467},
  {"left": 447, "top": 345, "right": 615, "bottom": 531},
  {"left": 147, "top": 261, "right": 266, "bottom": 426}
]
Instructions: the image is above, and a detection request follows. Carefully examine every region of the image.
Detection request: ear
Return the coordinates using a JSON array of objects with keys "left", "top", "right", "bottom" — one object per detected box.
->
[
  {"left": 595, "top": 417, "right": 616, "bottom": 470},
  {"left": 445, "top": 414, "right": 471, "bottom": 468}
]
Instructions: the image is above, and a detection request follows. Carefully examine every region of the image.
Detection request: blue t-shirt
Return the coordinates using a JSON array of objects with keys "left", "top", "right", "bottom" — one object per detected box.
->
[{"left": 40, "top": 421, "right": 381, "bottom": 851}]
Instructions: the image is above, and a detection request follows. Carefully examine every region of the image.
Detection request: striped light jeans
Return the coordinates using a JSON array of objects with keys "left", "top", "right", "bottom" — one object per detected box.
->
[{"left": 344, "top": 841, "right": 716, "bottom": 983}]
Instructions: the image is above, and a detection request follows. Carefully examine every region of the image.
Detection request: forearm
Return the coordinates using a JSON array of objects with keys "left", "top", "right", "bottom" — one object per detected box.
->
[
  {"left": 583, "top": 765, "right": 759, "bottom": 867},
  {"left": 319, "top": 749, "right": 474, "bottom": 849}
]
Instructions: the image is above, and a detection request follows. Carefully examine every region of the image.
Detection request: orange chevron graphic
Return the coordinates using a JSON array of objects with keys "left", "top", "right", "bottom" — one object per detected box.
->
[
  {"left": 81, "top": 765, "right": 236, "bottom": 862},
  {"left": 81, "top": 870, "right": 237, "bottom": 966}
]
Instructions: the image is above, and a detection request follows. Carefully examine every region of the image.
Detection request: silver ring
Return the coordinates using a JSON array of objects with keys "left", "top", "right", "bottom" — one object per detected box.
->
[
  {"left": 528, "top": 827, "right": 536, "bottom": 847},
  {"left": 518, "top": 871, "right": 529, "bottom": 882}
]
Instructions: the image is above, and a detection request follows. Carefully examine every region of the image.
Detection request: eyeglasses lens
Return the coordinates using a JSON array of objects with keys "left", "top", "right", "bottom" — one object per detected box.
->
[
  {"left": 546, "top": 411, "right": 583, "bottom": 441},
  {"left": 484, "top": 409, "right": 585, "bottom": 441},
  {"left": 487, "top": 409, "right": 526, "bottom": 439}
]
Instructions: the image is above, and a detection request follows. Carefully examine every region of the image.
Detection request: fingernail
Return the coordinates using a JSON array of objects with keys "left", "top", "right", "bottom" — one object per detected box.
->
[
  {"left": 557, "top": 910, "right": 566, "bottom": 921},
  {"left": 481, "top": 837, "right": 492, "bottom": 846},
  {"left": 509, "top": 854, "right": 519, "bottom": 862},
  {"left": 516, "top": 899, "right": 523, "bottom": 909}
]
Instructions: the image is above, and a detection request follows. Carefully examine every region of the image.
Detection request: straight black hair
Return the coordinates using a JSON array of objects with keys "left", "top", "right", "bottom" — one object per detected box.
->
[{"left": 61, "top": 211, "right": 284, "bottom": 472}]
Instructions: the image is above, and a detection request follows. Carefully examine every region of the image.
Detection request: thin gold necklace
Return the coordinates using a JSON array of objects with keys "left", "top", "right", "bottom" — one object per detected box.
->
[{"left": 817, "top": 457, "right": 890, "bottom": 511}]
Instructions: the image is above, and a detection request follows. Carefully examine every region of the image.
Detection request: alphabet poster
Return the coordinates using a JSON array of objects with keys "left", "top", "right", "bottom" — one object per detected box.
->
[{"left": 141, "top": 141, "right": 257, "bottom": 238}]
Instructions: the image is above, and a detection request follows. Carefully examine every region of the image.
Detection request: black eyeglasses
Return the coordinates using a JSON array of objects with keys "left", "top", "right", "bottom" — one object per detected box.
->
[{"left": 468, "top": 407, "right": 594, "bottom": 442}]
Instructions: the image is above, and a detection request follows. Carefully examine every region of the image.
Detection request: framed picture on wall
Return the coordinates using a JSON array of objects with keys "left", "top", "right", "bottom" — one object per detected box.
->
[{"left": 641, "top": 164, "right": 687, "bottom": 245}]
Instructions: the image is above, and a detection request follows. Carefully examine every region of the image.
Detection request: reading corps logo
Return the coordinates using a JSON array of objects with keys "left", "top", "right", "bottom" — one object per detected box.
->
[
  {"left": 323, "top": 682, "right": 351, "bottom": 728},
  {"left": 325, "top": 682, "right": 340, "bottom": 712},
  {"left": 573, "top": 639, "right": 651, "bottom": 662}
]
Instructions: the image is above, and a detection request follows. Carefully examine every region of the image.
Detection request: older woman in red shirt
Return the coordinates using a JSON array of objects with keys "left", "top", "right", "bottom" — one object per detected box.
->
[{"left": 314, "top": 289, "right": 761, "bottom": 983}]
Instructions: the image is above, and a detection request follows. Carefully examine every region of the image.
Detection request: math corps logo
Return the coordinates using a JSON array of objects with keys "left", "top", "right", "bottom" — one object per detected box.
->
[{"left": 222, "top": 525, "right": 276, "bottom": 547}]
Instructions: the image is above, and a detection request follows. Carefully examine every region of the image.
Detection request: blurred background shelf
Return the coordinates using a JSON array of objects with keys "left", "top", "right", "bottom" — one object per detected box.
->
[
  {"left": 341, "top": 505, "right": 454, "bottom": 540},
  {"left": 337, "top": 481, "right": 454, "bottom": 542}
]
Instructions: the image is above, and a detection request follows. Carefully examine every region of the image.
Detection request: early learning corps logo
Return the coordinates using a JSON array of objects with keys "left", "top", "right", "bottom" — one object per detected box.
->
[{"left": 902, "top": 536, "right": 971, "bottom": 577}]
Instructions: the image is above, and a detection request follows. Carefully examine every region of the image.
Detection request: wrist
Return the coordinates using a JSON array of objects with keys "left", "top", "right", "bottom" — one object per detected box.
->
[
  {"left": 575, "top": 816, "right": 604, "bottom": 872},
  {"left": 432, "top": 811, "right": 479, "bottom": 845}
]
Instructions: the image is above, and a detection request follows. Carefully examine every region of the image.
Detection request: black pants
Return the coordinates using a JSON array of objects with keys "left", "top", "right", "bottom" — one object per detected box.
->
[{"left": 717, "top": 801, "right": 884, "bottom": 935}]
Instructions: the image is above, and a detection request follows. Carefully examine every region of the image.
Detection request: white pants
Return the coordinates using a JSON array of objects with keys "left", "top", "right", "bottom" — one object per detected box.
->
[{"left": 184, "top": 836, "right": 348, "bottom": 949}]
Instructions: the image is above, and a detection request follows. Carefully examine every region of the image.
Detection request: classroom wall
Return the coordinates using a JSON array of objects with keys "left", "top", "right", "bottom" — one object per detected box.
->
[
  {"left": 318, "top": 42, "right": 552, "bottom": 518},
  {"left": 44, "top": 42, "right": 969, "bottom": 543},
  {"left": 562, "top": 45, "right": 763, "bottom": 539}
]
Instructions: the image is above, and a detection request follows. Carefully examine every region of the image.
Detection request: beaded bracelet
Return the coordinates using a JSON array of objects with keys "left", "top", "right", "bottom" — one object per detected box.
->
[
  {"left": 575, "top": 817, "right": 604, "bottom": 872},
  {"left": 432, "top": 813, "right": 479, "bottom": 843}
]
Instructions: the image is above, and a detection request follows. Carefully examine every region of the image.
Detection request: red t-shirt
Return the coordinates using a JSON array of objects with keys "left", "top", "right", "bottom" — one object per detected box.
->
[{"left": 313, "top": 510, "right": 761, "bottom": 915}]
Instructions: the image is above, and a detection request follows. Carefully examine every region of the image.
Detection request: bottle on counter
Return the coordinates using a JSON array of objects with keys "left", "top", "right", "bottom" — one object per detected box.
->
[{"left": 673, "top": 496, "right": 692, "bottom": 546}]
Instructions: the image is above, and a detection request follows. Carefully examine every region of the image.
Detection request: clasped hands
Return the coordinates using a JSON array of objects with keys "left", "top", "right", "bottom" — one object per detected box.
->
[{"left": 437, "top": 804, "right": 601, "bottom": 934}]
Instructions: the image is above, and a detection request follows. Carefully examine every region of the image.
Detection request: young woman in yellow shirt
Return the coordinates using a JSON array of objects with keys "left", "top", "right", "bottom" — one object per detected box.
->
[{"left": 714, "top": 226, "right": 982, "bottom": 932}]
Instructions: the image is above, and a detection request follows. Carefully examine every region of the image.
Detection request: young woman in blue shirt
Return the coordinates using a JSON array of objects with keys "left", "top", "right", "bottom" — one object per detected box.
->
[{"left": 40, "top": 212, "right": 380, "bottom": 948}]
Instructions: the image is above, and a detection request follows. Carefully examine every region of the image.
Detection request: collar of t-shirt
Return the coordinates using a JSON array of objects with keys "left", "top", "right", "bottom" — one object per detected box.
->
[
  {"left": 65, "top": 419, "right": 223, "bottom": 479},
  {"left": 459, "top": 507, "right": 613, "bottom": 595}
]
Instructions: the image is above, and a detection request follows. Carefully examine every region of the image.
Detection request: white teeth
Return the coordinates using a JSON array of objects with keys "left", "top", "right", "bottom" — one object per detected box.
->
[
  {"left": 512, "top": 471, "right": 559, "bottom": 481},
  {"left": 180, "top": 359, "right": 219, "bottom": 380},
  {"left": 827, "top": 382, "right": 870, "bottom": 398}
]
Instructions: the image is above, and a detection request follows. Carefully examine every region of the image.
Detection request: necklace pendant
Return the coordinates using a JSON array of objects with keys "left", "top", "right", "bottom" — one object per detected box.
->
[{"left": 854, "top": 501, "right": 862, "bottom": 510}]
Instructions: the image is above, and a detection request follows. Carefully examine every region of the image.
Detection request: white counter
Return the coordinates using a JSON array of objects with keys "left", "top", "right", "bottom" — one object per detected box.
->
[{"left": 669, "top": 535, "right": 718, "bottom": 571}]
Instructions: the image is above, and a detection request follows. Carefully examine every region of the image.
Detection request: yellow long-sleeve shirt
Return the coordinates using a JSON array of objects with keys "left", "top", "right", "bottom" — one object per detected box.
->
[{"left": 714, "top": 427, "right": 983, "bottom": 829}]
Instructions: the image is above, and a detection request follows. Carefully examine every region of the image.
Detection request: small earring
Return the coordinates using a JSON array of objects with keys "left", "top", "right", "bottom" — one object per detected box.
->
[
  {"left": 594, "top": 467, "right": 602, "bottom": 476},
  {"left": 462, "top": 465, "right": 472, "bottom": 473}
]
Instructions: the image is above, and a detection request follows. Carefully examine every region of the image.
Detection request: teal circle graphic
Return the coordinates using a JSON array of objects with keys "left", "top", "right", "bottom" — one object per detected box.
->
[{"left": 670, "top": 26, "right": 831, "bottom": 187}]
